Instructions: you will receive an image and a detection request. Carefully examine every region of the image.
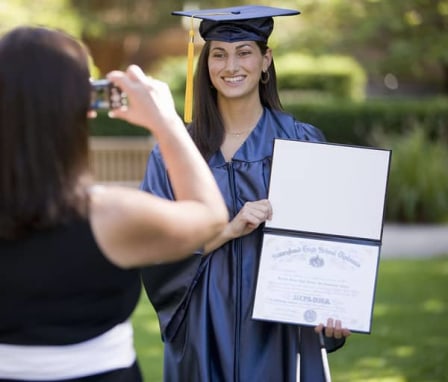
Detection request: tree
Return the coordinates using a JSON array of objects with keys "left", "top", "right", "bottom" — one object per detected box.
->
[
  {"left": 291, "top": 0, "right": 448, "bottom": 94},
  {"left": 70, "top": 0, "right": 244, "bottom": 75},
  {"left": 0, "top": 0, "right": 82, "bottom": 37}
]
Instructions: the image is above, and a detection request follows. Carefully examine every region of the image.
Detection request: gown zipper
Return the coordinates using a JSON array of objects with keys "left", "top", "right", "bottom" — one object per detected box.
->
[{"left": 227, "top": 161, "right": 242, "bottom": 382}]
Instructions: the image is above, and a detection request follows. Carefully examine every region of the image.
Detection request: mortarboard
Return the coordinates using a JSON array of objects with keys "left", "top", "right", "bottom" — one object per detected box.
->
[{"left": 172, "top": 5, "right": 300, "bottom": 123}]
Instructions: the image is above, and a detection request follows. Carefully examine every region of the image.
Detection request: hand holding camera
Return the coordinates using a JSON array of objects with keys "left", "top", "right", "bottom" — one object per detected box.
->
[
  {"left": 90, "top": 79, "right": 127, "bottom": 110},
  {"left": 105, "top": 65, "right": 182, "bottom": 135}
]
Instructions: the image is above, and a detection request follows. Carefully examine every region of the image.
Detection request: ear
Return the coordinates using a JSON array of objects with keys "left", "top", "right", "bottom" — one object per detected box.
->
[{"left": 262, "top": 48, "right": 273, "bottom": 71}]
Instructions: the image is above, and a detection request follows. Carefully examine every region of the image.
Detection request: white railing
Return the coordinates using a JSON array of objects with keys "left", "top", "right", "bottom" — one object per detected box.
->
[{"left": 89, "top": 137, "right": 155, "bottom": 187}]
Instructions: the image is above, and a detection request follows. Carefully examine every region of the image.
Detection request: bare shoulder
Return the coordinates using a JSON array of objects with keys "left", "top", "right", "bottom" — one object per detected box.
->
[{"left": 88, "top": 184, "right": 161, "bottom": 268}]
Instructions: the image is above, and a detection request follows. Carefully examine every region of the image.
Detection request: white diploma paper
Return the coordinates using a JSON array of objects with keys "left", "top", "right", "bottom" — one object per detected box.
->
[
  {"left": 265, "top": 139, "right": 391, "bottom": 241},
  {"left": 252, "top": 233, "right": 380, "bottom": 333}
]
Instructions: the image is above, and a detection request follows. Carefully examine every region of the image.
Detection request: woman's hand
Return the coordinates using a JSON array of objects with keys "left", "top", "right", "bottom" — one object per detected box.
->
[
  {"left": 314, "top": 318, "right": 351, "bottom": 339},
  {"left": 203, "top": 199, "right": 272, "bottom": 254},
  {"left": 106, "top": 65, "right": 180, "bottom": 134},
  {"left": 227, "top": 199, "right": 272, "bottom": 239}
]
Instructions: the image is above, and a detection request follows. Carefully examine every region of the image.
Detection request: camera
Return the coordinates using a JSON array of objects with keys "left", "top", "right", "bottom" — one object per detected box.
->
[{"left": 90, "top": 79, "right": 126, "bottom": 110}]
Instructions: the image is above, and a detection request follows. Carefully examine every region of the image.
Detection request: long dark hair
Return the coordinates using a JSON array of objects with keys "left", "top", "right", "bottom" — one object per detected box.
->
[
  {"left": 190, "top": 41, "right": 283, "bottom": 160},
  {"left": 0, "top": 26, "right": 92, "bottom": 239}
]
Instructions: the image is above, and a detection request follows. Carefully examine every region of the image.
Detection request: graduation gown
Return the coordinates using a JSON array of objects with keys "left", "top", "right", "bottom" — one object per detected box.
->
[{"left": 140, "top": 108, "right": 345, "bottom": 382}]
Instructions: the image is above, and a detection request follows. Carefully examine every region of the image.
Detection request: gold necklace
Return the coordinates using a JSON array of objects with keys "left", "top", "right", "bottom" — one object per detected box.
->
[{"left": 226, "top": 129, "right": 251, "bottom": 137}]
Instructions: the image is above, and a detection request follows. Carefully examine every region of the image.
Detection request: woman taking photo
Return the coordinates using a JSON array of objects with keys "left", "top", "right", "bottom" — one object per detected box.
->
[{"left": 0, "top": 26, "right": 227, "bottom": 381}]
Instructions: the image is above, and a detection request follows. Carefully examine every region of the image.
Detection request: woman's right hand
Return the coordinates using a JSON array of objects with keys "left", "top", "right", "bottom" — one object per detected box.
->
[
  {"left": 203, "top": 199, "right": 272, "bottom": 254},
  {"left": 225, "top": 199, "right": 273, "bottom": 240},
  {"left": 106, "top": 65, "right": 181, "bottom": 135}
]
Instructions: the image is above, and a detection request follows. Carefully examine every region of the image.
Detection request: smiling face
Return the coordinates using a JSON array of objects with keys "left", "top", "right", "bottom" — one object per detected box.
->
[{"left": 208, "top": 40, "right": 272, "bottom": 103}]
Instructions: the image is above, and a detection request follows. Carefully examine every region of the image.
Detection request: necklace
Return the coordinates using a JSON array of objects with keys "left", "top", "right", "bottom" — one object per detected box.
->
[{"left": 226, "top": 128, "right": 251, "bottom": 137}]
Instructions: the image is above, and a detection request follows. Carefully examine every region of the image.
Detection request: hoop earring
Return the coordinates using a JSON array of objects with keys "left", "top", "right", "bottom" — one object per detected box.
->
[{"left": 261, "top": 70, "right": 270, "bottom": 84}]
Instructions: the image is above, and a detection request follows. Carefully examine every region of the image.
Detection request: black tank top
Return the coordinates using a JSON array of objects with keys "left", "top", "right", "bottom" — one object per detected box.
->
[{"left": 0, "top": 218, "right": 141, "bottom": 345}]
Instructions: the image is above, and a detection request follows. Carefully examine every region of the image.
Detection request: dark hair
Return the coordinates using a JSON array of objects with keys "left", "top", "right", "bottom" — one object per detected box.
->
[
  {"left": 190, "top": 41, "right": 283, "bottom": 160},
  {"left": 0, "top": 26, "right": 92, "bottom": 239}
]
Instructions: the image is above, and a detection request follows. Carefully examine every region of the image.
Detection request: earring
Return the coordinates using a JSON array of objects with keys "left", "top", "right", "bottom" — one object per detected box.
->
[{"left": 261, "top": 70, "right": 270, "bottom": 84}]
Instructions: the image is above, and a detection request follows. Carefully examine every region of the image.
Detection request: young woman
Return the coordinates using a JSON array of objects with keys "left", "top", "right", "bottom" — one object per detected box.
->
[
  {"left": 0, "top": 26, "right": 227, "bottom": 381},
  {"left": 140, "top": 5, "right": 351, "bottom": 381}
]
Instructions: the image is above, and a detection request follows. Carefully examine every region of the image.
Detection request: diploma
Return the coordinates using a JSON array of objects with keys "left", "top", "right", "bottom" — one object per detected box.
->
[
  {"left": 252, "top": 139, "right": 391, "bottom": 334},
  {"left": 252, "top": 233, "right": 380, "bottom": 333}
]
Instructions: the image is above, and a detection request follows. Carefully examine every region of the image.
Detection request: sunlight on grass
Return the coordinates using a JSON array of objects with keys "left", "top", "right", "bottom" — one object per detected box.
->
[
  {"left": 372, "top": 303, "right": 389, "bottom": 316},
  {"left": 357, "top": 356, "right": 388, "bottom": 368},
  {"left": 392, "top": 346, "right": 415, "bottom": 358},
  {"left": 422, "top": 298, "right": 445, "bottom": 313},
  {"left": 361, "top": 378, "right": 407, "bottom": 382}
]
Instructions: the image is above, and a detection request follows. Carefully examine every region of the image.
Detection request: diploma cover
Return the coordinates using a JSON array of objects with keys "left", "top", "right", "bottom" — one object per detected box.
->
[{"left": 252, "top": 139, "right": 391, "bottom": 333}]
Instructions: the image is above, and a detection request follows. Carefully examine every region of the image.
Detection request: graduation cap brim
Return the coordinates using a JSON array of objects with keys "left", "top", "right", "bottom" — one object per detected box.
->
[
  {"left": 173, "top": 5, "right": 300, "bottom": 43},
  {"left": 172, "top": 5, "right": 300, "bottom": 22}
]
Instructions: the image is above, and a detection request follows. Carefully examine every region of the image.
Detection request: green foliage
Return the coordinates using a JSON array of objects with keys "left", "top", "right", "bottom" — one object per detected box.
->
[
  {"left": 88, "top": 111, "right": 150, "bottom": 137},
  {"left": 132, "top": 258, "right": 448, "bottom": 381},
  {"left": 0, "top": 0, "right": 102, "bottom": 79},
  {"left": 0, "top": 0, "right": 82, "bottom": 37},
  {"left": 148, "top": 56, "right": 189, "bottom": 112},
  {"left": 73, "top": 0, "right": 184, "bottom": 38},
  {"left": 293, "top": 0, "right": 448, "bottom": 90},
  {"left": 344, "top": 0, "right": 448, "bottom": 80},
  {"left": 285, "top": 98, "right": 448, "bottom": 147},
  {"left": 370, "top": 127, "right": 448, "bottom": 223},
  {"left": 275, "top": 54, "right": 367, "bottom": 101}
]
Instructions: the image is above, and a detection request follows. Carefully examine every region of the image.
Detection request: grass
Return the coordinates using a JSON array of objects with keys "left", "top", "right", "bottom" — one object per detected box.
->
[{"left": 131, "top": 257, "right": 448, "bottom": 382}]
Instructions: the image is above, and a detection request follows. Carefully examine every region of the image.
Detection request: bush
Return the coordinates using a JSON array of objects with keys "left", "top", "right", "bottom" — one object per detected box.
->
[
  {"left": 285, "top": 98, "right": 448, "bottom": 146},
  {"left": 148, "top": 56, "right": 191, "bottom": 112},
  {"left": 370, "top": 127, "right": 448, "bottom": 223},
  {"left": 88, "top": 110, "right": 150, "bottom": 136},
  {"left": 275, "top": 54, "right": 367, "bottom": 101}
]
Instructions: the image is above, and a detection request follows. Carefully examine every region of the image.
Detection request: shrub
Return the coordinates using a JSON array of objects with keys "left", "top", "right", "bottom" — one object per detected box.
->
[
  {"left": 88, "top": 110, "right": 149, "bottom": 136},
  {"left": 285, "top": 98, "right": 448, "bottom": 146},
  {"left": 370, "top": 127, "right": 448, "bottom": 223},
  {"left": 275, "top": 54, "right": 367, "bottom": 101}
]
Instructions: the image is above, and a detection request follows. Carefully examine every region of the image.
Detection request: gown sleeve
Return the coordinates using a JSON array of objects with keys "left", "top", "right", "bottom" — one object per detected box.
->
[
  {"left": 325, "top": 336, "right": 346, "bottom": 353},
  {"left": 293, "top": 120, "right": 327, "bottom": 143},
  {"left": 139, "top": 145, "right": 204, "bottom": 341}
]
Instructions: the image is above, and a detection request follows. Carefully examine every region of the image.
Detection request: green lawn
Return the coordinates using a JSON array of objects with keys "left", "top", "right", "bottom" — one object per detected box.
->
[{"left": 132, "top": 257, "right": 448, "bottom": 382}]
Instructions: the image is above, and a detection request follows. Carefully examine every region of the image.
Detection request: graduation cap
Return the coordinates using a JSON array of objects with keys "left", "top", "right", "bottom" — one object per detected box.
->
[{"left": 172, "top": 5, "right": 300, "bottom": 123}]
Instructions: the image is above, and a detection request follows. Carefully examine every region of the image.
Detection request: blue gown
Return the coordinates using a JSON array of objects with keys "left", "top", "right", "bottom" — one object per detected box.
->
[{"left": 140, "top": 108, "right": 345, "bottom": 382}]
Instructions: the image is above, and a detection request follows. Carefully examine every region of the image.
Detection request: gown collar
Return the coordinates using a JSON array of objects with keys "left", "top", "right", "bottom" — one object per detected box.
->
[{"left": 208, "top": 108, "right": 294, "bottom": 167}]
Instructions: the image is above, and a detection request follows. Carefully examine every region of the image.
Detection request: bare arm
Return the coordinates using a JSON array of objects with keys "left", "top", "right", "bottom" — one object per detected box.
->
[
  {"left": 89, "top": 65, "right": 228, "bottom": 268},
  {"left": 204, "top": 199, "right": 272, "bottom": 253}
]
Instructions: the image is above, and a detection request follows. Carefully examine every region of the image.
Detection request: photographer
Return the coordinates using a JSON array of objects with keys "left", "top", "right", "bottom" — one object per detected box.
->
[{"left": 0, "top": 26, "right": 227, "bottom": 381}]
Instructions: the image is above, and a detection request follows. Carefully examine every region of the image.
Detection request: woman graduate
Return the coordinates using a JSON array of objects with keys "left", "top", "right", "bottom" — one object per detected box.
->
[{"left": 140, "top": 5, "right": 351, "bottom": 382}]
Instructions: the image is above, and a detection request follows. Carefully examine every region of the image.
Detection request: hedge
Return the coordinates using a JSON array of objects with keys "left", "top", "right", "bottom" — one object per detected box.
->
[
  {"left": 275, "top": 54, "right": 367, "bottom": 101},
  {"left": 89, "top": 98, "right": 448, "bottom": 144},
  {"left": 284, "top": 98, "right": 448, "bottom": 146},
  {"left": 88, "top": 111, "right": 150, "bottom": 136},
  {"left": 88, "top": 98, "right": 448, "bottom": 224}
]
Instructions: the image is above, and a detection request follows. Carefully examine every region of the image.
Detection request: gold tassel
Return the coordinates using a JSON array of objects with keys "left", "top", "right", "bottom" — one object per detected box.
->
[{"left": 184, "top": 17, "right": 195, "bottom": 123}]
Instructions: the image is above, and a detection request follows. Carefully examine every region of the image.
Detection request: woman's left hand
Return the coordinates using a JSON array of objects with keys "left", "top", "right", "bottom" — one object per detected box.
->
[{"left": 314, "top": 318, "right": 351, "bottom": 339}]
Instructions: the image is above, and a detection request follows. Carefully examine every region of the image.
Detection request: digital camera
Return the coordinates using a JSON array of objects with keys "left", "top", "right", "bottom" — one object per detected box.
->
[{"left": 90, "top": 79, "right": 126, "bottom": 110}]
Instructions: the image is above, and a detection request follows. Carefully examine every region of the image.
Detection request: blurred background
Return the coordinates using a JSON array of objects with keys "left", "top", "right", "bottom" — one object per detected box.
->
[
  {"left": 2, "top": 1, "right": 447, "bottom": 381},
  {"left": 1, "top": 0, "right": 447, "bottom": 224},
  {"left": 3, "top": 0, "right": 447, "bottom": 224}
]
